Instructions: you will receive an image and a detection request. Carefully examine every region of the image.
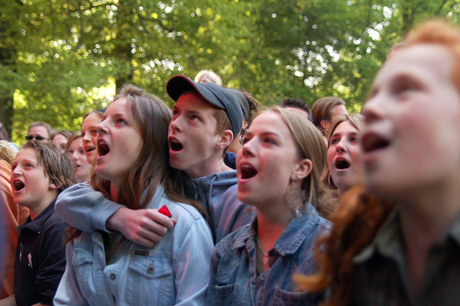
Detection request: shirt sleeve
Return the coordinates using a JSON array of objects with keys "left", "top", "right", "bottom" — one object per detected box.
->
[
  {"left": 55, "top": 182, "right": 123, "bottom": 232},
  {"left": 174, "top": 216, "right": 214, "bottom": 306}
]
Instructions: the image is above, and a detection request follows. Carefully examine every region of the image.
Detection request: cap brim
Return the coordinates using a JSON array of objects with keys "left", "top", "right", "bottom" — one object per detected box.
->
[{"left": 166, "top": 75, "right": 224, "bottom": 109}]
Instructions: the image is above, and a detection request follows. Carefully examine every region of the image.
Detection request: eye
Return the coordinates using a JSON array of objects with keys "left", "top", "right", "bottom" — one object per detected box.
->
[
  {"left": 81, "top": 131, "right": 86, "bottom": 137},
  {"left": 330, "top": 138, "right": 339, "bottom": 145},
  {"left": 24, "top": 163, "right": 34, "bottom": 169},
  {"left": 190, "top": 115, "right": 199, "bottom": 122},
  {"left": 90, "top": 129, "right": 98, "bottom": 136},
  {"left": 241, "top": 136, "right": 251, "bottom": 145},
  {"left": 116, "top": 118, "right": 127, "bottom": 125},
  {"left": 350, "top": 136, "right": 359, "bottom": 144},
  {"left": 392, "top": 76, "right": 422, "bottom": 97},
  {"left": 172, "top": 109, "right": 179, "bottom": 117},
  {"left": 263, "top": 137, "right": 276, "bottom": 145}
]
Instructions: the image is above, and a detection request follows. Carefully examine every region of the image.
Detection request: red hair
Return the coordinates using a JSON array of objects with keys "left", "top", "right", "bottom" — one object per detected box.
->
[{"left": 295, "top": 19, "right": 460, "bottom": 305}]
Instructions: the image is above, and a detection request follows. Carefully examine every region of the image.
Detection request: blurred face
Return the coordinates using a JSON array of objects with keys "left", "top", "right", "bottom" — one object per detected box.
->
[
  {"left": 96, "top": 98, "right": 142, "bottom": 188},
  {"left": 330, "top": 104, "right": 348, "bottom": 123},
  {"left": 52, "top": 134, "right": 68, "bottom": 153},
  {"left": 199, "top": 74, "right": 214, "bottom": 84},
  {"left": 27, "top": 126, "right": 49, "bottom": 142},
  {"left": 327, "top": 121, "right": 362, "bottom": 193},
  {"left": 237, "top": 111, "right": 302, "bottom": 208},
  {"left": 81, "top": 113, "right": 102, "bottom": 164},
  {"left": 67, "top": 137, "right": 91, "bottom": 183},
  {"left": 168, "top": 92, "right": 223, "bottom": 179},
  {"left": 11, "top": 148, "right": 56, "bottom": 213},
  {"left": 361, "top": 45, "right": 460, "bottom": 201}
]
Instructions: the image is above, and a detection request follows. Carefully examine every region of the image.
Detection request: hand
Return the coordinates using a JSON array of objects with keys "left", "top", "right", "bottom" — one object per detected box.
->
[{"left": 106, "top": 207, "right": 176, "bottom": 247}]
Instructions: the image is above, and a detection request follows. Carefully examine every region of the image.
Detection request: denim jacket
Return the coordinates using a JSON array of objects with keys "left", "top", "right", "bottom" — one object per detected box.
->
[
  {"left": 206, "top": 205, "right": 330, "bottom": 306},
  {"left": 54, "top": 185, "right": 214, "bottom": 306}
]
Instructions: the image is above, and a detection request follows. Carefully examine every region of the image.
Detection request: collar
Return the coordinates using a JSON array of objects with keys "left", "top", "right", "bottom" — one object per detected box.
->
[
  {"left": 233, "top": 204, "right": 327, "bottom": 256},
  {"left": 354, "top": 207, "right": 460, "bottom": 264},
  {"left": 18, "top": 199, "right": 57, "bottom": 234}
]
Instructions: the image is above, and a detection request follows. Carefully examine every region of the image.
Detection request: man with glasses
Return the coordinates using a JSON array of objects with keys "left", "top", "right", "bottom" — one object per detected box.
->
[{"left": 26, "top": 122, "right": 53, "bottom": 142}]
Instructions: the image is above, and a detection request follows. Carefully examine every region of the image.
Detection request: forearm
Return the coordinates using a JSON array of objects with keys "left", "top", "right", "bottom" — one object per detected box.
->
[{"left": 55, "top": 182, "right": 123, "bottom": 232}]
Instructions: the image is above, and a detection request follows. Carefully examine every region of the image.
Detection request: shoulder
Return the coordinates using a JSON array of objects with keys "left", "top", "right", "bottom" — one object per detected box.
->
[
  {"left": 158, "top": 195, "right": 205, "bottom": 222},
  {"left": 42, "top": 209, "right": 68, "bottom": 236},
  {"left": 214, "top": 223, "right": 250, "bottom": 255}
]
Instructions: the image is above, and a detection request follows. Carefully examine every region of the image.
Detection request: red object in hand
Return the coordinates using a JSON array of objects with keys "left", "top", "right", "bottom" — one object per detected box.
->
[{"left": 158, "top": 205, "right": 172, "bottom": 218}]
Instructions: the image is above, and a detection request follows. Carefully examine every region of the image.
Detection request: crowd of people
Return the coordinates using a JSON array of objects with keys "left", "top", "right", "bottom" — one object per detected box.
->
[{"left": 0, "top": 19, "right": 459, "bottom": 306}]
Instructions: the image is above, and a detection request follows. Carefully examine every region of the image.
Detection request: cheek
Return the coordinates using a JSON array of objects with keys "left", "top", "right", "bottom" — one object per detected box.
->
[
  {"left": 349, "top": 145, "right": 362, "bottom": 163},
  {"left": 326, "top": 146, "right": 335, "bottom": 169}
]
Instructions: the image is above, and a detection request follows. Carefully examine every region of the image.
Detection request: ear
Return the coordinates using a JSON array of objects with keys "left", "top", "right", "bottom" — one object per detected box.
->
[
  {"left": 320, "top": 119, "right": 331, "bottom": 130},
  {"left": 216, "top": 130, "right": 234, "bottom": 150},
  {"left": 242, "top": 119, "right": 249, "bottom": 129},
  {"left": 291, "top": 159, "right": 313, "bottom": 181},
  {"left": 49, "top": 181, "right": 61, "bottom": 191}
]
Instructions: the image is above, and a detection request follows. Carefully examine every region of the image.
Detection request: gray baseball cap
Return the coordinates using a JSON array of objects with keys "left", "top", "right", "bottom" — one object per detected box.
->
[{"left": 167, "top": 75, "right": 243, "bottom": 138}]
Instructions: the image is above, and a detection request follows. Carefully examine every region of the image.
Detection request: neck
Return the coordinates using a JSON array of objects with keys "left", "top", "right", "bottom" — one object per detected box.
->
[
  {"left": 187, "top": 159, "right": 232, "bottom": 179},
  {"left": 29, "top": 192, "right": 57, "bottom": 220},
  {"left": 398, "top": 178, "right": 460, "bottom": 294},
  {"left": 256, "top": 209, "right": 291, "bottom": 245}
]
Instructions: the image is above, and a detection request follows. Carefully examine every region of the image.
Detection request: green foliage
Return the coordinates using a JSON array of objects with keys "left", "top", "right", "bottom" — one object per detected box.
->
[{"left": 0, "top": 0, "right": 459, "bottom": 144}]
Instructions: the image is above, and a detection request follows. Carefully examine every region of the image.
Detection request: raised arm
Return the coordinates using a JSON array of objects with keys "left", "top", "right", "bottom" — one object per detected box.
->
[{"left": 55, "top": 182, "right": 175, "bottom": 247}]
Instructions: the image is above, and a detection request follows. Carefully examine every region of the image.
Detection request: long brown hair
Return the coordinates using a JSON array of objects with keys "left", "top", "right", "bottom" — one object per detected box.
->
[
  {"left": 65, "top": 84, "right": 205, "bottom": 244},
  {"left": 295, "top": 19, "right": 460, "bottom": 305}
]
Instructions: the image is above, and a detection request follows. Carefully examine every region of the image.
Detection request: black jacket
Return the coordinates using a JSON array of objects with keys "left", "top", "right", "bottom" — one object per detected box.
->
[{"left": 14, "top": 199, "right": 67, "bottom": 306}]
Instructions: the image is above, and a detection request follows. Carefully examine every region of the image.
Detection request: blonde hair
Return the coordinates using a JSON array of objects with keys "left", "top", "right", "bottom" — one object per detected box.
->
[
  {"left": 194, "top": 70, "right": 223, "bottom": 85},
  {"left": 0, "top": 141, "right": 19, "bottom": 165}
]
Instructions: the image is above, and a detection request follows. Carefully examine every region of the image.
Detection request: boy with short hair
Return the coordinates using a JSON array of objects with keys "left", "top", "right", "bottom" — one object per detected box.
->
[
  {"left": 0, "top": 141, "right": 75, "bottom": 306},
  {"left": 55, "top": 77, "right": 255, "bottom": 244}
]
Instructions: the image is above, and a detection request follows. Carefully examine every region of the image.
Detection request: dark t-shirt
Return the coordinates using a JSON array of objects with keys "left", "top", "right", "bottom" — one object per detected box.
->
[{"left": 14, "top": 200, "right": 67, "bottom": 306}]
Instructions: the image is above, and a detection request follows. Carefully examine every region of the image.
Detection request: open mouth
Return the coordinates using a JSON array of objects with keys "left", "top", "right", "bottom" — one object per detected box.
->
[
  {"left": 361, "top": 134, "right": 390, "bottom": 153},
  {"left": 13, "top": 180, "right": 25, "bottom": 192},
  {"left": 169, "top": 138, "right": 183, "bottom": 152},
  {"left": 84, "top": 146, "right": 95, "bottom": 154},
  {"left": 335, "top": 158, "right": 350, "bottom": 170},
  {"left": 240, "top": 164, "right": 258, "bottom": 179},
  {"left": 97, "top": 140, "right": 110, "bottom": 156}
]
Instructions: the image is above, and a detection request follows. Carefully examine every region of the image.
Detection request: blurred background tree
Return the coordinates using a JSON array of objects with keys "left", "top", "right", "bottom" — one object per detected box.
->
[{"left": 0, "top": 0, "right": 458, "bottom": 144}]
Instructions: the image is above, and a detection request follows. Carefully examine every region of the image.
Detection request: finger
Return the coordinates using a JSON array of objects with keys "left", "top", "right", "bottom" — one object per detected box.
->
[
  {"left": 137, "top": 226, "right": 164, "bottom": 243},
  {"left": 132, "top": 235, "right": 156, "bottom": 248},
  {"left": 147, "top": 210, "right": 175, "bottom": 229},
  {"left": 140, "top": 218, "right": 169, "bottom": 236}
]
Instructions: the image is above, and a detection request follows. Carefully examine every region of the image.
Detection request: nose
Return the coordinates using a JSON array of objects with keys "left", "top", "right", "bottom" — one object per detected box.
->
[
  {"left": 169, "top": 115, "right": 183, "bottom": 133},
  {"left": 12, "top": 165, "right": 22, "bottom": 177},
  {"left": 82, "top": 130, "right": 92, "bottom": 142},
  {"left": 241, "top": 138, "right": 256, "bottom": 157},
  {"left": 362, "top": 94, "right": 386, "bottom": 125},
  {"left": 97, "top": 119, "right": 109, "bottom": 135},
  {"left": 335, "top": 138, "right": 347, "bottom": 153}
]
